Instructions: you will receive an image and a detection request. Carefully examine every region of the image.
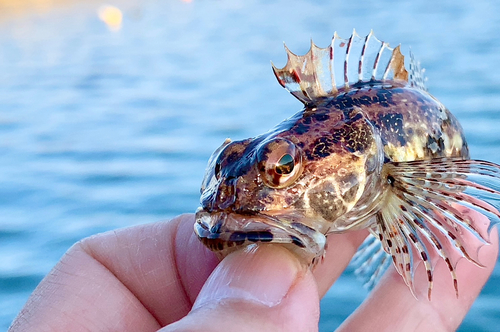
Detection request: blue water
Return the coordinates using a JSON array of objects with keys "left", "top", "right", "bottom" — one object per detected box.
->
[{"left": 1, "top": 0, "right": 499, "bottom": 330}]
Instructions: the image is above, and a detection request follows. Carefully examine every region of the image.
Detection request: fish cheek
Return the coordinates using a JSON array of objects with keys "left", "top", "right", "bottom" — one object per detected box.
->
[
  {"left": 307, "top": 182, "right": 347, "bottom": 221},
  {"left": 341, "top": 180, "right": 360, "bottom": 203}
]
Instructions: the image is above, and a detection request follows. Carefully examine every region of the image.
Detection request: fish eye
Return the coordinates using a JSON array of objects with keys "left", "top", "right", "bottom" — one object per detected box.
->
[
  {"left": 257, "top": 138, "right": 303, "bottom": 188},
  {"left": 275, "top": 154, "right": 294, "bottom": 174}
]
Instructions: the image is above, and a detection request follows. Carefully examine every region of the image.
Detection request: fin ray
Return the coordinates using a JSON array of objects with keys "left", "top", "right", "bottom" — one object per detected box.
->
[
  {"left": 368, "top": 157, "right": 500, "bottom": 298},
  {"left": 351, "top": 232, "right": 392, "bottom": 290}
]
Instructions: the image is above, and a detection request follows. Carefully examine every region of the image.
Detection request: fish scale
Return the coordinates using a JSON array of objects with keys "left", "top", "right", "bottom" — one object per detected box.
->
[{"left": 195, "top": 31, "right": 500, "bottom": 299}]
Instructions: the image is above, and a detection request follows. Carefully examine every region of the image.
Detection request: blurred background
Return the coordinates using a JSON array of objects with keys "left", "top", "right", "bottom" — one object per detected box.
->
[{"left": 1, "top": 0, "right": 499, "bottom": 330}]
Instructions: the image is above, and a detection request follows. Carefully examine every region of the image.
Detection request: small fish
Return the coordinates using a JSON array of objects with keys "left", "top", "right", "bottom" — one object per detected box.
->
[{"left": 194, "top": 30, "right": 500, "bottom": 299}]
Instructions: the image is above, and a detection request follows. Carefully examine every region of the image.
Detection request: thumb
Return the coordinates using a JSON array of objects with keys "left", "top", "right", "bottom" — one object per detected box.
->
[{"left": 161, "top": 245, "right": 320, "bottom": 332}]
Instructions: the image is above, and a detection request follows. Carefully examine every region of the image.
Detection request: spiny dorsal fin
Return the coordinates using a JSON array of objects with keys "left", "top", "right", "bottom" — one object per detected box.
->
[
  {"left": 409, "top": 51, "right": 427, "bottom": 91},
  {"left": 272, "top": 30, "right": 426, "bottom": 104}
]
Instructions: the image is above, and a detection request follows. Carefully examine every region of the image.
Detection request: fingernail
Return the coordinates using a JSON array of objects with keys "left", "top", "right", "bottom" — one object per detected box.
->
[{"left": 193, "top": 245, "right": 304, "bottom": 308}]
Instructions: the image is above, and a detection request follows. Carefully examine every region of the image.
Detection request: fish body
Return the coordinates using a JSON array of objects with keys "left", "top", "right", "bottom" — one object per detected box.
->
[{"left": 195, "top": 31, "right": 500, "bottom": 298}]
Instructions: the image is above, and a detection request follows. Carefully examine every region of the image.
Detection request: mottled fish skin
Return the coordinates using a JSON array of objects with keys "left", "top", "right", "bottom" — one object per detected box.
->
[
  {"left": 195, "top": 31, "right": 500, "bottom": 299},
  {"left": 197, "top": 83, "right": 466, "bottom": 239},
  {"left": 320, "top": 83, "right": 468, "bottom": 162}
]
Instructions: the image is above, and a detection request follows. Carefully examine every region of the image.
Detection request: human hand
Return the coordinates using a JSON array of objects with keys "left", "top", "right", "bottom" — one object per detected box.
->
[{"left": 8, "top": 214, "right": 498, "bottom": 332}]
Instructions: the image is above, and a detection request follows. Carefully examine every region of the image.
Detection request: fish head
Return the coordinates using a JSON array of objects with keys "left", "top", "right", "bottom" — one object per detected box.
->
[{"left": 195, "top": 106, "right": 385, "bottom": 260}]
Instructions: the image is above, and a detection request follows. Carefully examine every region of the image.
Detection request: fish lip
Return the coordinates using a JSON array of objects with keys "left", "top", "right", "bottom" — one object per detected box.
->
[
  {"left": 194, "top": 208, "right": 327, "bottom": 261},
  {"left": 194, "top": 207, "right": 307, "bottom": 246},
  {"left": 194, "top": 208, "right": 278, "bottom": 238},
  {"left": 194, "top": 208, "right": 284, "bottom": 254}
]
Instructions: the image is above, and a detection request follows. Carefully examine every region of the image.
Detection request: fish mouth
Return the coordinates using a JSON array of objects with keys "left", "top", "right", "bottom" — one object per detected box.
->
[{"left": 194, "top": 208, "right": 326, "bottom": 261}]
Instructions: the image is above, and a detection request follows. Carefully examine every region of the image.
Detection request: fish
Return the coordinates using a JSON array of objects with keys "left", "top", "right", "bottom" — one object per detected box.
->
[{"left": 194, "top": 30, "right": 500, "bottom": 299}]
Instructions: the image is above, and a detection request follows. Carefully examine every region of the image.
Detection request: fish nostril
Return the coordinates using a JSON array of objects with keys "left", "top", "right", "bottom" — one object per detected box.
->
[
  {"left": 216, "top": 177, "right": 237, "bottom": 210},
  {"left": 200, "top": 190, "right": 216, "bottom": 211},
  {"left": 201, "top": 175, "right": 238, "bottom": 211}
]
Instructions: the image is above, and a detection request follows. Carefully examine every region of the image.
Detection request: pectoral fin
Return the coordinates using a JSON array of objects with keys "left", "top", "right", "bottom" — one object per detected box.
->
[{"left": 353, "top": 157, "right": 500, "bottom": 299}]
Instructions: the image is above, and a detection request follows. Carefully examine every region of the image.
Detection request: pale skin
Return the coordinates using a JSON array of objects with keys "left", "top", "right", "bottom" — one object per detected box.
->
[{"left": 8, "top": 213, "right": 498, "bottom": 332}]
